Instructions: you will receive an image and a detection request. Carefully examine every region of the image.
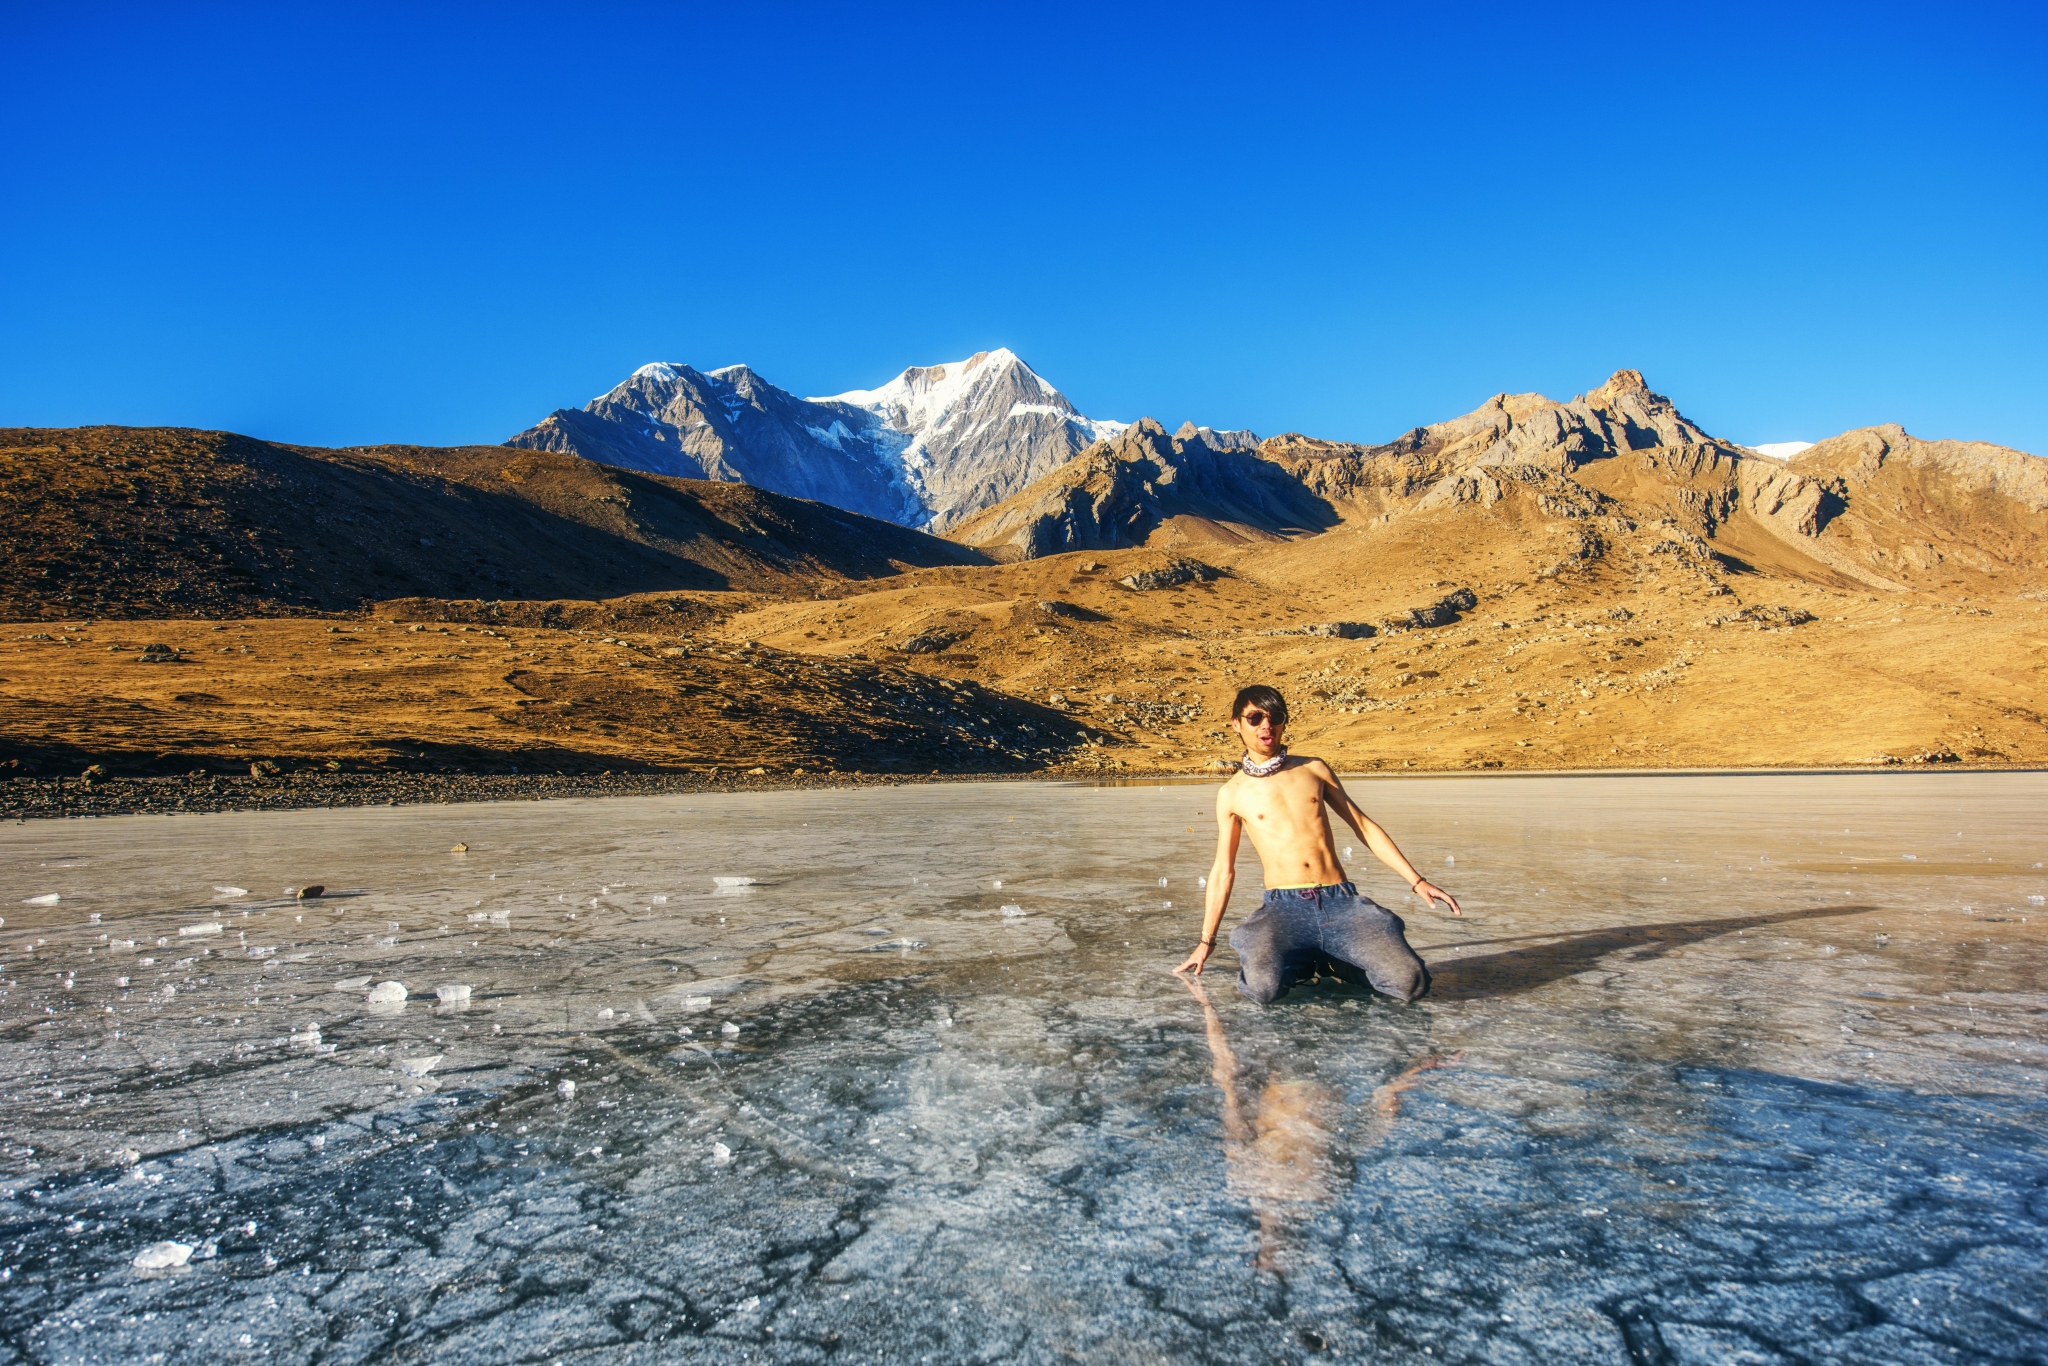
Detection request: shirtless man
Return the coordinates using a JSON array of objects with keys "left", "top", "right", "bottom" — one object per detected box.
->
[{"left": 1173, "top": 684, "right": 1462, "bottom": 1004}]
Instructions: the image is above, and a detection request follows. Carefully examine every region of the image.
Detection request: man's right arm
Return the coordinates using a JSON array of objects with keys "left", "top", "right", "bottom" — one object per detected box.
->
[{"left": 1174, "top": 786, "right": 1240, "bottom": 976}]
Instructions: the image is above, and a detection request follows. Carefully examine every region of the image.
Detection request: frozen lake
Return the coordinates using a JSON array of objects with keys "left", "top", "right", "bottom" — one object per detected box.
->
[{"left": 2, "top": 773, "right": 2044, "bottom": 1364}]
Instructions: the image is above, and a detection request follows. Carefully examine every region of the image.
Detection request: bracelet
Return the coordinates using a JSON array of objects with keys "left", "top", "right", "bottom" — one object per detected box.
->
[
  {"left": 1198, "top": 937, "right": 1216, "bottom": 948},
  {"left": 1409, "top": 878, "right": 1424, "bottom": 892}
]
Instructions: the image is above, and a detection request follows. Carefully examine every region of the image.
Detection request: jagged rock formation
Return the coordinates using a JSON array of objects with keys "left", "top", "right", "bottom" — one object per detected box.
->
[
  {"left": 1736, "top": 424, "right": 2048, "bottom": 588},
  {"left": 506, "top": 350, "right": 1124, "bottom": 530},
  {"left": 946, "top": 419, "right": 1340, "bottom": 560},
  {"left": 945, "top": 368, "right": 2046, "bottom": 604}
]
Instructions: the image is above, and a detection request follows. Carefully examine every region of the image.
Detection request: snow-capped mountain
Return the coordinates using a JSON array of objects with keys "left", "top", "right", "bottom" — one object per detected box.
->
[{"left": 505, "top": 349, "right": 1125, "bottom": 530}]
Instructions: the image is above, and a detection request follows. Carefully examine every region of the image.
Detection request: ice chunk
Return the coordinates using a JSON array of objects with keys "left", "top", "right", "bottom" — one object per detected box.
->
[
  {"left": 397, "top": 1055, "right": 441, "bottom": 1078},
  {"left": 23, "top": 893, "right": 59, "bottom": 906},
  {"left": 993, "top": 880, "right": 1003, "bottom": 888},
  {"left": 1158, "top": 877, "right": 1168, "bottom": 887},
  {"left": 1000, "top": 904, "right": 1025, "bottom": 917},
  {"left": 680, "top": 996, "right": 712, "bottom": 1010},
  {"left": 2029, "top": 895, "right": 2045, "bottom": 905},
  {"left": 598, "top": 1007, "right": 615, "bottom": 1020},
  {"left": 179, "top": 922, "right": 223, "bottom": 937},
  {"left": 366, "top": 981, "right": 407, "bottom": 1004},
  {"left": 651, "top": 895, "right": 668, "bottom": 904},
  {"left": 712, "top": 876, "right": 756, "bottom": 887},
  {"left": 213, "top": 886, "right": 247, "bottom": 898},
  {"left": 1875, "top": 934, "right": 1891, "bottom": 947},
  {"left": 115, "top": 976, "right": 129, "bottom": 987},
  {"left": 1197, "top": 876, "right": 1207, "bottom": 888},
  {"left": 1343, "top": 846, "right": 1354, "bottom": 858},
  {"left": 133, "top": 1241, "right": 192, "bottom": 1270},
  {"left": 1902, "top": 854, "right": 1916, "bottom": 862},
  {"left": 333, "top": 976, "right": 371, "bottom": 992},
  {"left": 435, "top": 984, "right": 471, "bottom": 1003},
  {"left": 557, "top": 1079, "right": 576, "bottom": 1098},
  {"left": 720, "top": 1021, "right": 740, "bottom": 1037},
  {"left": 1446, "top": 855, "right": 1456, "bottom": 865},
  {"left": 709, "top": 1142, "right": 733, "bottom": 1166}
]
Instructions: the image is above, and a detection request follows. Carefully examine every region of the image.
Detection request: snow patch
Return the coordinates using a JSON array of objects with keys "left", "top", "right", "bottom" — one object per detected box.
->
[{"left": 1748, "top": 441, "right": 1812, "bottom": 460}]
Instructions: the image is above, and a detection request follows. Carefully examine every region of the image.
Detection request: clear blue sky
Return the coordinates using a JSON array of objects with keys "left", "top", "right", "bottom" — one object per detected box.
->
[{"left": 4, "top": 2, "right": 2043, "bottom": 454}]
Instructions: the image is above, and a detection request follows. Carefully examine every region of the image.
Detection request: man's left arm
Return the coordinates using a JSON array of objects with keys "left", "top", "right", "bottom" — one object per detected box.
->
[{"left": 1317, "top": 762, "right": 1463, "bottom": 916}]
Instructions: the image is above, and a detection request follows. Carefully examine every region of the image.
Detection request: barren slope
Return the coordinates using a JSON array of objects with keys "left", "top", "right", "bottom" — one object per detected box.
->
[{"left": 0, "top": 426, "right": 984, "bottom": 620}]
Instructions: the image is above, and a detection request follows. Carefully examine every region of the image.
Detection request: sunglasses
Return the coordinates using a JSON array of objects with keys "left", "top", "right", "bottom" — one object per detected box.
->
[{"left": 1238, "top": 710, "right": 1277, "bottom": 727}]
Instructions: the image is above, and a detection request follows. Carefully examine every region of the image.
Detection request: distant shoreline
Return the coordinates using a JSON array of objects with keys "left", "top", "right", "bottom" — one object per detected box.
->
[{"left": 6, "top": 762, "right": 2041, "bottom": 822}]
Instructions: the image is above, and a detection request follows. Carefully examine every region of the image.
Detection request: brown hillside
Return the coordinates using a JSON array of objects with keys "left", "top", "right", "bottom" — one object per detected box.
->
[
  {"left": 2, "top": 381, "right": 2044, "bottom": 790},
  {"left": 0, "top": 426, "right": 984, "bottom": 620}
]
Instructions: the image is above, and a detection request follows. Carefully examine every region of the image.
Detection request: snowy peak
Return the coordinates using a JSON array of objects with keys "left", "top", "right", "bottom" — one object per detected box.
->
[{"left": 510, "top": 349, "right": 1129, "bottom": 530}]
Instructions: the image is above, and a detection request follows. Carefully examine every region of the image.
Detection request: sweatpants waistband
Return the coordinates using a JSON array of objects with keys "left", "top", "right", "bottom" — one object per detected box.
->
[{"left": 1262, "top": 881, "right": 1357, "bottom": 905}]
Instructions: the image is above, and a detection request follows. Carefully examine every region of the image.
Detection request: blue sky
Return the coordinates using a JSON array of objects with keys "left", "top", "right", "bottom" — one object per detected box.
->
[{"left": 4, "top": 2, "right": 2043, "bottom": 453}]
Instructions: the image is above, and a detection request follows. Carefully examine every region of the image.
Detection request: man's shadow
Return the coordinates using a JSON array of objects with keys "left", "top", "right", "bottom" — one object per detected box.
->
[{"left": 1418, "top": 904, "right": 1882, "bottom": 1002}]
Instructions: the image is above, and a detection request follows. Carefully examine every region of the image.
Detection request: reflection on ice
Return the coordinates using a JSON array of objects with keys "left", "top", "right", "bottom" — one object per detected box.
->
[{"left": 0, "top": 773, "right": 2044, "bottom": 1362}]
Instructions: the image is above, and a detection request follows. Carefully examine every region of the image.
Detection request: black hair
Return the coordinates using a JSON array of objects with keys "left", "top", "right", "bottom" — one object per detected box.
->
[{"left": 1231, "top": 684, "right": 1288, "bottom": 726}]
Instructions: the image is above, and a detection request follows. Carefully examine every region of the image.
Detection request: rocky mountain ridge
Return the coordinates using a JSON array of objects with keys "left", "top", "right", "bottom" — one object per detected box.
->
[{"left": 947, "top": 370, "right": 2047, "bottom": 596}]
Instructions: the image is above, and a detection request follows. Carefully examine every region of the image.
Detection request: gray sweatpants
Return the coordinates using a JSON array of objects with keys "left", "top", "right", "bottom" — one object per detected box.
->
[{"left": 1229, "top": 881, "right": 1431, "bottom": 1005}]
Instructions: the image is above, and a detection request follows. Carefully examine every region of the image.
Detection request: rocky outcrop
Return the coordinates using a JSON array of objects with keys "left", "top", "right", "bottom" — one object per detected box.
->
[
  {"left": 946, "top": 420, "right": 1339, "bottom": 560},
  {"left": 1734, "top": 424, "right": 2046, "bottom": 587}
]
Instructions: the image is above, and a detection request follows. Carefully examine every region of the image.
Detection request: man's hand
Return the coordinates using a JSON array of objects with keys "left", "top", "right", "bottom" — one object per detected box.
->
[
  {"left": 1173, "top": 941, "right": 1214, "bottom": 976},
  {"left": 1413, "top": 880, "right": 1463, "bottom": 917}
]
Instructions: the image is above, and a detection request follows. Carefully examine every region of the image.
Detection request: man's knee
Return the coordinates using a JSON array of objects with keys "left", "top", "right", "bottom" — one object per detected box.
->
[
  {"left": 1379, "top": 960, "right": 1430, "bottom": 1004},
  {"left": 1235, "top": 966, "right": 1287, "bottom": 1005}
]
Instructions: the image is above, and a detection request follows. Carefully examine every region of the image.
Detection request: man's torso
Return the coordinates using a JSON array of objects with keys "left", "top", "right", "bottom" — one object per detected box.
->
[{"left": 1226, "top": 759, "right": 1346, "bottom": 888}]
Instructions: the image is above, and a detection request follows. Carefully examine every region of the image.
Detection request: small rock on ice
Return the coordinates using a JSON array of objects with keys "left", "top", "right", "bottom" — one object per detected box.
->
[
  {"left": 712, "top": 876, "right": 756, "bottom": 887},
  {"left": 557, "top": 1079, "right": 576, "bottom": 1098},
  {"left": 133, "top": 1241, "right": 192, "bottom": 1270},
  {"left": 366, "top": 981, "right": 407, "bottom": 1003},
  {"left": 397, "top": 1055, "right": 441, "bottom": 1078},
  {"left": 720, "top": 1021, "right": 740, "bottom": 1037},
  {"left": 179, "top": 923, "right": 223, "bottom": 937},
  {"left": 295, "top": 885, "right": 325, "bottom": 899},
  {"left": 449, "top": 843, "right": 469, "bottom": 853},
  {"left": 23, "top": 894, "right": 59, "bottom": 906},
  {"left": 435, "top": 984, "right": 471, "bottom": 1003}
]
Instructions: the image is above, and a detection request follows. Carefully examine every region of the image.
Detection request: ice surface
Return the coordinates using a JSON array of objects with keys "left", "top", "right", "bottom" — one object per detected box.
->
[{"left": 2, "top": 774, "right": 2044, "bottom": 1363}]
